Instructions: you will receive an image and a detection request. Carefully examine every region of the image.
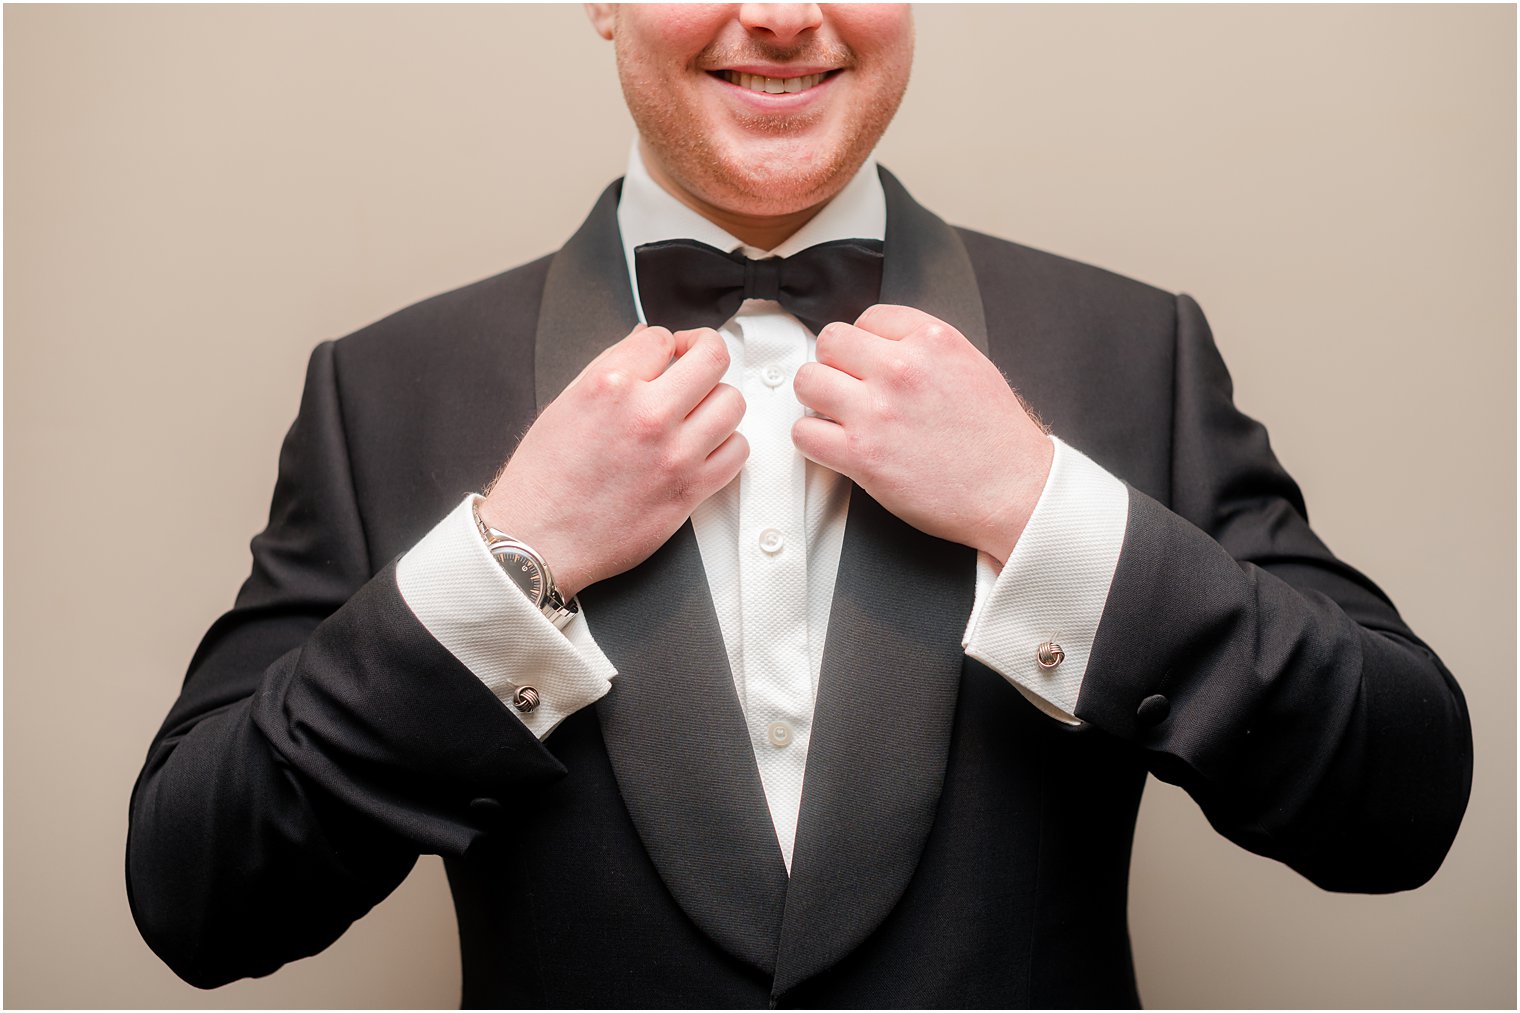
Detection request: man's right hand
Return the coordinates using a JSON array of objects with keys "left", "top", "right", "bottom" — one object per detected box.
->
[{"left": 478, "top": 324, "right": 747, "bottom": 599}]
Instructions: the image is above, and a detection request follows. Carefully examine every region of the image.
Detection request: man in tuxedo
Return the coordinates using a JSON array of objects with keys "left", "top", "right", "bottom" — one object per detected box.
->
[{"left": 127, "top": 4, "right": 1472, "bottom": 1007}]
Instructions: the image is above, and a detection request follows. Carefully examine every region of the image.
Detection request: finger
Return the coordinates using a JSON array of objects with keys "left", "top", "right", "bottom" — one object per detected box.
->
[
  {"left": 697, "top": 430, "right": 749, "bottom": 497},
  {"left": 814, "top": 321, "right": 888, "bottom": 380},
  {"left": 793, "top": 361, "right": 864, "bottom": 422},
  {"left": 854, "top": 303, "right": 950, "bottom": 341},
  {"left": 681, "top": 382, "right": 745, "bottom": 457},
  {"left": 791, "top": 415, "right": 852, "bottom": 476},
  {"left": 669, "top": 327, "right": 714, "bottom": 358},
  {"left": 602, "top": 323, "right": 678, "bottom": 381},
  {"left": 656, "top": 330, "right": 731, "bottom": 415},
  {"left": 566, "top": 323, "right": 648, "bottom": 390}
]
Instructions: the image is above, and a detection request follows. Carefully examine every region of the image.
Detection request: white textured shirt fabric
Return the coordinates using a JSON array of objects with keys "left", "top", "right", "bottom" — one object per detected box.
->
[
  {"left": 396, "top": 146, "right": 1129, "bottom": 870},
  {"left": 618, "top": 148, "right": 888, "bottom": 865},
  {"left": 964, "top": 438, "right": 1130, "bottom": 723}
]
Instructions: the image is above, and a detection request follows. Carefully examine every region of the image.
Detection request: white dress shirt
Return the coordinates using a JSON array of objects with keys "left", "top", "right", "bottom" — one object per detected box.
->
[{"left": 397, "top": 146, "right": 1129, "bottom": 870}]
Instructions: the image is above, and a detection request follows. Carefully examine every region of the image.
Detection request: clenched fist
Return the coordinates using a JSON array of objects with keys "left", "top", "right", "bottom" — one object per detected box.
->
[
  {"left": 791, "top": 304, "right": 1053, "bottom": 564},
  {"left": 479, "top": 323, "right": 747, "bottom": 597}
]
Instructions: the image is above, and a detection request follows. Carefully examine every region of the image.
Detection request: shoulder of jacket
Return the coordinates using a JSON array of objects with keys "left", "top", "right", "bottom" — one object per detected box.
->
[
  {"left": 326, "top": 252, "right": 554, "bottom": 370},
  {"left": 955, "top": 227, "right": 1177, "bottom": 308},
  {"left": 953, "top": 226, "right": 1185, "bottom": 362}
]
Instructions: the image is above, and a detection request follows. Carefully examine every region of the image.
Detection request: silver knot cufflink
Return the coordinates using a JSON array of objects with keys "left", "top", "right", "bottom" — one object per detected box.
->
[{"left": 512, "top": 686, "right": 541, "bottom": 714}]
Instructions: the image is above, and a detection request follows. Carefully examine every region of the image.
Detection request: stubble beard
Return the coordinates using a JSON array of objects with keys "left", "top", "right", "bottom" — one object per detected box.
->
[{"left": 617, "top": 39, "right": 908, "bottom": 219}]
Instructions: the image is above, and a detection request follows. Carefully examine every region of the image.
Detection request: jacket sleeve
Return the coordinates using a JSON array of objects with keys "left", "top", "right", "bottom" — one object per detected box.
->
[
  {"left": 125, "top": 340, "right": 566, "bottom": 989},
  {"left": 1073, "top": 293, "right": 1472, "bottom": 892}
]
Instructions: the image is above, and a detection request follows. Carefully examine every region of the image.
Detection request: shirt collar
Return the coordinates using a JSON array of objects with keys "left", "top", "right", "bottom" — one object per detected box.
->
[{"left": 616, "top": 141, "right": 887, "bottom": 321}]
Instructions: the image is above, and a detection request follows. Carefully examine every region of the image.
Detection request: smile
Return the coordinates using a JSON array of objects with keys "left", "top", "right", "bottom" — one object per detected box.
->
[{"left": 715, "top": 69, "right": 836, "bottom": 95}]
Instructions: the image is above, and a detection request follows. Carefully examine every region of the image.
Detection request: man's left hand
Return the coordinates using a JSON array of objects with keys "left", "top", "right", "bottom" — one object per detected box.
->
[{"left": 792, "top": 304, "right": 1053, "bottom": 565}]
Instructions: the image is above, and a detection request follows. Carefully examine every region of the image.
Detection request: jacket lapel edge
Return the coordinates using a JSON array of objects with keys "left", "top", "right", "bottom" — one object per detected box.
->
[
  {"left": 536, "top": 180, "right": 790, "bottom": 974},
  {"left": 773, "top": 169, "right": 986, "bottom": 997}
]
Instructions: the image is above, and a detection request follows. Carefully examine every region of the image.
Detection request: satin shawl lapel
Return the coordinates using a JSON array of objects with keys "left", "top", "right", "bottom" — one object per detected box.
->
[
  {"left": 533, "top": 180, "right": 790, "bottom": 976},
  {"left": 771, "top": 168, "right": 988, "bottom": 998}
]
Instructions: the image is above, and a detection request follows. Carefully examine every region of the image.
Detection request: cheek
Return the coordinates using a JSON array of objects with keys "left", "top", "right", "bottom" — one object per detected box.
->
[
  {"left": 618, "top": 4, "right": 730, "bottom": 62},
  {"left": 835, "top": 5, "right": 915, "bottom": 65}
]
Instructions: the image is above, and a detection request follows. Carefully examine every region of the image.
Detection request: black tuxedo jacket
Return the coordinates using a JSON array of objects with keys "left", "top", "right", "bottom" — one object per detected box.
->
[{"left": 128, "top": 170, "right": 1471, "bottom": 1008}]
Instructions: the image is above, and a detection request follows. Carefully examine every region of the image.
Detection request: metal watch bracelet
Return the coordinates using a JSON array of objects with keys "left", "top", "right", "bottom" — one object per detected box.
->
[{"left": 472, "top": 502, "right": 580, "bottom": 629}]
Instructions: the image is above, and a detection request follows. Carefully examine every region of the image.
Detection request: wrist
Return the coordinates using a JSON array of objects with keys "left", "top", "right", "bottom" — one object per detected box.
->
[
  {"left": 472, "top": 498, "right": 584, "bottom": 619},
  {"left": 476, "top": 491, "right": 589, "bottom": 599},
  {"left": 978, "top": 435, "right": 1055, "bottom": 565}
]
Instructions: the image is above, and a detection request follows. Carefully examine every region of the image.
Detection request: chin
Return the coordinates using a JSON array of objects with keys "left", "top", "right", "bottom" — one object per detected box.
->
[{"left": 697, "top": 140, "right": 862, "bottom": 216}]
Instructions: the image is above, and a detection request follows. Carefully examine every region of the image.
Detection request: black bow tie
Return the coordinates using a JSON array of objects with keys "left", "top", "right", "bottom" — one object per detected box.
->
[{"left": 633, "top": 237, "right": 885, "bottom": 335}]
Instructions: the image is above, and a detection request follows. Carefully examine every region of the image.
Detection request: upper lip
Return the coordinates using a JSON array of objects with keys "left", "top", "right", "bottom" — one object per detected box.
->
[{"left": 710, "top": 64, "right": 841, "bottom": 78}]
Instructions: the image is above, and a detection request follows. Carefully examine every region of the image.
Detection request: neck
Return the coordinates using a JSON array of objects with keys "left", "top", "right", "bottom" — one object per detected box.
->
[{"left": 639, "top": 140, "right": 828, "bottom": 251}]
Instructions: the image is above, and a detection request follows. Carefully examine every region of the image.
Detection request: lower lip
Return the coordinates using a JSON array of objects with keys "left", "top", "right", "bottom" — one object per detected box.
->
[{"left": 710, "top": 71, "right": 838, "bottom": 112}]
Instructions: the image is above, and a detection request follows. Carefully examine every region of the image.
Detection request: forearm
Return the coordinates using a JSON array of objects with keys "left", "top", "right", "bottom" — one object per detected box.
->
[
  {"left": 128, "top": 561, "right": 568, "bottom": 987},
  {"left": 1079, "top": 490, "right": 1470, "bottom": 890},
  {"left": 397, "top": 494, "right": 617, "bottom": 737},
  {"left": 128, "top": 335, "right": 576, "bottom": 987},
  {"left": 965, "top": 291, "right": 1471, "bottom": 890},
  {"left": 1066, "top": 292, "right": 1474, "bottom": 890},
  {"left": 127, "top": 683, "right": 417, "bottom": 989},
  {"left": 961, "top": 436, "right": 1128, "bottom": 723},
  {"left": 964, "top": 452, "right": 1472, "bottom": 889}
]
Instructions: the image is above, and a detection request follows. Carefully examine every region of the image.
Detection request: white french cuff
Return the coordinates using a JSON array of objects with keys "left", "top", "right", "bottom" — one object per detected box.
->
[
  {"left": 395, "top": 494, "right": 618, "bottom": 739},
  {"left": 962, "top": 436, "right": 1129, "bottom": 725}
]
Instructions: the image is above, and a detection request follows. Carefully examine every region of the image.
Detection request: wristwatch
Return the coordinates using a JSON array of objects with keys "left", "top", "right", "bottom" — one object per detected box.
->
[{"left": 473, "top": 503, "right": 579, "bottom": 630}]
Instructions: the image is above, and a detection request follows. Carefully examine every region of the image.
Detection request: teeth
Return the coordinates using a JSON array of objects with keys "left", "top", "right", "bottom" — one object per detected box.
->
[{"left": 722, "top": 71, "right": 827, "bottom": 94}]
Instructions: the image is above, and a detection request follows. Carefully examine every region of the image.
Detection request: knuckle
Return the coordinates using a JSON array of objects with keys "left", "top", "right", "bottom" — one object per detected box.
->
[
  {"left": 845, "top": 428, "right": 880, "bottom": 470},
  {"left": 815, "top": 325, "right": 839, "bottom": 361},
  {"left": 918, "top": 320, "right": 960, "bottom": 349},
  {"left": 655, "top": 448, "right": 685, "bottom": 482},
  {"left": 647, "top": 326, "right": 675, "bottom": 357},
  {"left": 703, "top": 337, "right": 730, "bottom": 371},
  {"left": 789, "top": 417, "right": 813, "bottom": 451},
  {"left": 722, "top": 385, "right": 746, "bottom": 423},
  {"left": 792, "top": 362, "right": 813, "bottom": 393},
  {"left": 587, "top": 367, "right": 630, "bottom": 397},
  {"left": 709, "top": 433, "right": 748, "bottom": 484},
  {"left": 729, "top": 430, "right": 750, "bottom": 455},
  {"left": 884, "top": 353, "right": 925, "bottom": 391},
  {"left": 625, "top": 402, "right": 667, "bottom": 441}
]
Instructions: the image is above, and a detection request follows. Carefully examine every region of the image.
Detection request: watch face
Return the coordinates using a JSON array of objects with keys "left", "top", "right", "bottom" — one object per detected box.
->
[{"left": 491, "top": 545, "right": 546, "bottom": 607}]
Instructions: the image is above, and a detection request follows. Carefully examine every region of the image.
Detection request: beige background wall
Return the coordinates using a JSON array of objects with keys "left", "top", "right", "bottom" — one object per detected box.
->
[{"left": 5, "top": 4, "right": 1513, "bottom": 1008}]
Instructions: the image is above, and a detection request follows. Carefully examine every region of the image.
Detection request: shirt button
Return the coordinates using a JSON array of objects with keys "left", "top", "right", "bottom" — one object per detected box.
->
[
  {"left": 767, "top": 721, "right": 793, "bottom": 747},
  {"left": 758, "top": 528, "right": 785, "bottom": 554},
  {"left": 761, "top": 365, "right": 786, "bottom": 388}
]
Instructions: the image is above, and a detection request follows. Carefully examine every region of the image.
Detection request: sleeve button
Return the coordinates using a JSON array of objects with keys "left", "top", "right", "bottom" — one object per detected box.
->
[
  {"left": 1136, "top": 694, "right": 1170, "bottom": 727},
  {"left": 1036, "top": 641, "right": 1065, "bottom": 669},
  {"left": 470, "top": 797, "right": 504, "bottom": 819}
]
